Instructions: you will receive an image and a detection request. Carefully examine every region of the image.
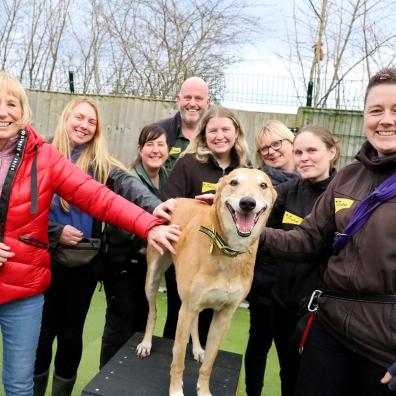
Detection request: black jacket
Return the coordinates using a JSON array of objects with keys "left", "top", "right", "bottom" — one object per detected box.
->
[
  {"left": 164, "top": 152, "right": 241, "bottom": 199},
  {"left": 49, "top": 167, "right": 160, "bottom": 253},
  {"left": 270, "top": 169, "right": 336, "bottom": 313},
  {"left": 156, "top": 112, "right": 182, "bottom": 148},
  {"left": 247, "top": 166, "right": 298, "bottom": 306}
]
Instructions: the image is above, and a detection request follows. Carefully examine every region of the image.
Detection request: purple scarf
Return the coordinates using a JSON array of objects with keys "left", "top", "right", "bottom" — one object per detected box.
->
[{"left": 333, "top": 171, "right": 396, "bottom": 253}]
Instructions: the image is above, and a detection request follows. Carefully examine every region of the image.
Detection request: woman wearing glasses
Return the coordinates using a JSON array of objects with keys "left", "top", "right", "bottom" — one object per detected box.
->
[
  {"left": 245, "top": 120, "right": 298, "bottom": 396},
  {"left": 256, "top": 120, "right": 296, "bottom": 180}
]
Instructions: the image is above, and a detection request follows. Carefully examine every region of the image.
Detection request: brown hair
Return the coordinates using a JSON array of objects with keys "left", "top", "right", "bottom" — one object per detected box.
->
[
  {"left": 365, "top": 68, "right": 396, "bottom": 104},
  {"left": 132, "top": 123, "right": 168, "bottom": 167},
  {"left": 296, "top": 125, "right": 340, "bottom": 166},
  {"left": 182, "top": 105, "right": 250, "bottom": 166}
]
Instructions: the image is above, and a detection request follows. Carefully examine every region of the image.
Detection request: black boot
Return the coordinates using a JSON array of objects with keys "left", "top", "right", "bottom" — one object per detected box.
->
[
  {"left": 33, "top": 370, "right": 49, "bottom": 396},
  {"left": 52, "top": 373, "right": 76, "bottom": 396}
]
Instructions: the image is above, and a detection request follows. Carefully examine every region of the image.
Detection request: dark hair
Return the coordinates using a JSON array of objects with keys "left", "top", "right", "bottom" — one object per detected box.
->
[
  {"left": 365, "top": 67, "right": 396, "bottom": 104},
  {"left": 132, "top": 123, "right": 168, "bottom": 167},
  {"left": 296, "top": 125, "right": 340, "bottom": 166}
]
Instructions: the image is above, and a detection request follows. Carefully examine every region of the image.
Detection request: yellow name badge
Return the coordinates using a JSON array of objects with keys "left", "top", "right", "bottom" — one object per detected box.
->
[
  {"left": 334, "top": 198, "right": 354, "bottom": 213},
  {"left": 282, "top": 211, "right": 303, "bottom": 225},
  {"left": 169, "top": 147, "right": 181, "bottom": 155},
  {"left": 202, "top": 182, "right": 216, "bottom": 193}
]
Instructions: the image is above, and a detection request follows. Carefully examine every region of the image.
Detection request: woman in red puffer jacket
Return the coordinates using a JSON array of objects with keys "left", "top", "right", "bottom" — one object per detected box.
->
[{"left": 0, "top": 71, "right": 180, "bottom": 396}]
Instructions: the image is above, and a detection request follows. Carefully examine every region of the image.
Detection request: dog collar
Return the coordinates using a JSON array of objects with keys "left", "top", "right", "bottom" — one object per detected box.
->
[{"left": 199, "top": 226, "right": 244, "bottom": 257}]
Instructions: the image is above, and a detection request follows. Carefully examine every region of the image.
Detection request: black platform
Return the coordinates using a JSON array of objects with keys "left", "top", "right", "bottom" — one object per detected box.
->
[{"left": 82, "top": 332, "right": 242, "bottom": 395}]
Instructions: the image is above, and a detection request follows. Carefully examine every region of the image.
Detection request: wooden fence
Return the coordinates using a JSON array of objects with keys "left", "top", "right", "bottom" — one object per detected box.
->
[{"left": 27, "top": 90, "right": 365, "bottom": 168}]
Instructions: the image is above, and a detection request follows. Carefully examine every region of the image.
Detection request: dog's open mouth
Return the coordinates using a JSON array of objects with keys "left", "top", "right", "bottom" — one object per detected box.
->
[{"left": 226, "top": 202, "right": 266, "bottom": 237}]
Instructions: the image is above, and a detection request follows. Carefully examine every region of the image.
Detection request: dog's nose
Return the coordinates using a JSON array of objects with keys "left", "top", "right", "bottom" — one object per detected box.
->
[{"left": 239, "top": 197, "right": 256, "bottom": 212}]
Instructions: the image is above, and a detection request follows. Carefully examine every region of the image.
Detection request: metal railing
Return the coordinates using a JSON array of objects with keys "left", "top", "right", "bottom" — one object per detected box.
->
[{"left": 21, "top": 66, "right": 367, "bottom": 111}]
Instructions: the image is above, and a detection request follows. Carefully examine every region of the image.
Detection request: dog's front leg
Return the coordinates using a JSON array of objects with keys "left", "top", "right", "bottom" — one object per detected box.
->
[
  {"left": 169, "top": 304, "right": 197, "bottom": 396},
  {"left": 197, "top": 306, "right": 237, "bottom": 396},
  {"left": 136, "top": 251, "right": 171, "bottom": 358},
  {"left": 191, "top": 315, "right": 205, "bottom": 362}
]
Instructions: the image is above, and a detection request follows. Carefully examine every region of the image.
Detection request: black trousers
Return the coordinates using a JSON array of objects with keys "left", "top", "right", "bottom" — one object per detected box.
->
[
  {"left": 99, "top": 255, "right": 148, "bottom": 368},
  {"left": 296, "top": 318, "right": 394, "bottom": 396},
  {"left": 35, "top": 263, "right": 97, "bottom": 379},
  {"left": 244, "top": 300, "right": 274, "bottom": 396},
  {"left": 271, "top": 298, "right": 302, "bottom": 396},
  {"left": 163, "top": 265, "right": 212, "bottom": 346}
]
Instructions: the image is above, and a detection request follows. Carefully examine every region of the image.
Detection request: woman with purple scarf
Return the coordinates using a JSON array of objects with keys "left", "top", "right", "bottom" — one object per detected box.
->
[{"left": 260, "top": 67, "right": 396, "bottom": 395}]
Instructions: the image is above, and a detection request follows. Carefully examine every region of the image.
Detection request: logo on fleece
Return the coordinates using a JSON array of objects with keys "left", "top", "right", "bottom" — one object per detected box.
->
[
  {"left": 282, "top": 211, "right": 303, "bottom": 225},
  {"left": 334, "top": 198, "right": 354, "bottom": 213},
  {"left": 201, "top": 182, "right": 216, "bottom": 193}
]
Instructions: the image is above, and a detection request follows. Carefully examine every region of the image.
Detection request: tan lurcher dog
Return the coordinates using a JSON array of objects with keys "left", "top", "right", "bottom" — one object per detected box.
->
[{"left": 136, "top": 168, "right": 277, "bottom": 396}]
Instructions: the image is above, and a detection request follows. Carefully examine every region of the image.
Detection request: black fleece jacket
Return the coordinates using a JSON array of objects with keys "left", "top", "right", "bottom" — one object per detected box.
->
[{"left": 269, "top": 169, "right": 336, "bottom": 312}]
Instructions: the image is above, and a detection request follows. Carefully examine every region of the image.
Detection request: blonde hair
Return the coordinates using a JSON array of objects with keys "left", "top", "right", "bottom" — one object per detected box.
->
[
  {"left": 52, "top": 96, "right": 127, "bottom": 211},
  {"left": 255, "top": 120, "right": 295, "bottom": 166},
  {"left": 0, "top": 71, "right": 31, "bottom": 125},
  {"left": 182, "top": 105, "right": 250, "bottom": 166}
]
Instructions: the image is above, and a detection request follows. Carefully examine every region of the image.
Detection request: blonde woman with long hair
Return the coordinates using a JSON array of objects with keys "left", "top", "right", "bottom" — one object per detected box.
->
[
  {"left": 162, "top": 105, "right": 251, "bottom": 349},
  {"left": 33, "top": 97, "right": 178, "bottom": 396}
]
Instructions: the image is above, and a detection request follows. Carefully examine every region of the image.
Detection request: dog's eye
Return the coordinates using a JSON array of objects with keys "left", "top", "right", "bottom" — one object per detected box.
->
[
  {"left": 260, "top": 182, "right": 268, "bottom": 189},
  {"left": 229, "top": 179, "right": 239, "bottom": 186}
]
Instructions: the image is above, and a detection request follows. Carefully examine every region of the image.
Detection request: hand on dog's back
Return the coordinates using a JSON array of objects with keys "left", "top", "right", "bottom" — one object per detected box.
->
[{"left": 194, "top": 193, "right": 215, "bottom": 205}]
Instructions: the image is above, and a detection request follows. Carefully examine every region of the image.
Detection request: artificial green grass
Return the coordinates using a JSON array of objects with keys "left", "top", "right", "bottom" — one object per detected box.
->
[{"left": 1, "top": 286, "right": 281, "bottom": 395}]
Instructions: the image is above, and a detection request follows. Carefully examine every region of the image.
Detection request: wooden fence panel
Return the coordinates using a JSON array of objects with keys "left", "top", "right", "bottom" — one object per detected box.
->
[{"left": 26, "top": 91, "right": 365, "bottom": 168}]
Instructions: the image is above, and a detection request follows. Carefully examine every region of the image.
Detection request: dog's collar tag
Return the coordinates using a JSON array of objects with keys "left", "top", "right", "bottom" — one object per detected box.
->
[{"left": 199, "top": 226, "right": 244, "bottom": 257}]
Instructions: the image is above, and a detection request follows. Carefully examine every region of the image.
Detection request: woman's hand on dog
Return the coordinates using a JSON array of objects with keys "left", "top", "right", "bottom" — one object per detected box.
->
[
  {"left": 194, "top": 193, "right": 215, "bottom": 205},
  {"left": 147, "top": 224, "right": 181, "bottom": 255},
  {"left": 153, "top": 199, "right": 176, "bottom": 222}
]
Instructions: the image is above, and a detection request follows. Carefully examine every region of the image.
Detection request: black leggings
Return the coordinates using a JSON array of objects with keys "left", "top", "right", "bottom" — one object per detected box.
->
[
  {"left": 34, "top": 263, "right": 97, "bottom": 379},
  {"left": 296, "top": 318, "right": 394, "bottom": 396},
  {"left": 271, "top": 298, "right": 302, "bottom": 396},
  {"left": 100, "top": 256, "right": 148, "bottom": 368},
  {"left": 244, "top": 300, "right": 274, "bottom": 396}
]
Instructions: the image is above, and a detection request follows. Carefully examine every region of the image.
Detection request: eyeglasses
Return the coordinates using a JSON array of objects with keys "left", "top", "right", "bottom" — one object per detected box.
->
[{"left": 257, "top": 139, "right": 285, "bottom": 156}]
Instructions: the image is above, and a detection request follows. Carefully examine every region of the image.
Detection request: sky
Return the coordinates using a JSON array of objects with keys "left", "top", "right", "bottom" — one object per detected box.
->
[{"left": 221, "top": 0, "right": 299, "bottom": 113}]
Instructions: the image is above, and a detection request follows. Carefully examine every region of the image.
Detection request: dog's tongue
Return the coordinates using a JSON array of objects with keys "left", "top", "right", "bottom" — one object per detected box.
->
[{"left": 235, "top": 212, "right": 255, "bottom": 233}]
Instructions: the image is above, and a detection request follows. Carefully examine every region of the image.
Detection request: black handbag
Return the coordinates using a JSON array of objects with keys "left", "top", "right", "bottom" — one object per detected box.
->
[{"left": 53, "top": 238, "right": 101, "bottom": 268}]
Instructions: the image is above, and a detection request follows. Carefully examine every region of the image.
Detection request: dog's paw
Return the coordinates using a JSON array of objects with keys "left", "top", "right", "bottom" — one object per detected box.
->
[
  {"left": 169, "top": 391, "right": 184, "bottom": 396},
  {"left": 192, "top": 346, "right": 205, "bottom": 363},
  {"left": 135, "top": 342, "right": 152, "bottom": 358},
  {"left": 197, "top": 383, "right": 212, "bottom": 396}
]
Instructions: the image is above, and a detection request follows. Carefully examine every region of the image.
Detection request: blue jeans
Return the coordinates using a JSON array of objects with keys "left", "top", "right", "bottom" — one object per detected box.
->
[{"left": 0, "top": 294, "right": 44, "bottom": 396}]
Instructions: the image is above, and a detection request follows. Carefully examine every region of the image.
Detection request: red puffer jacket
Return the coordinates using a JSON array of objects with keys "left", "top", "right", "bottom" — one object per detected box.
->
[{"left": 0, "top": 125, "right": 162, "bottom": 304}]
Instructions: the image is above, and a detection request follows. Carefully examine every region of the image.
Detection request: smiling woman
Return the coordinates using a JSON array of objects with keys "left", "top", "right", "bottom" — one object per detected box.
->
[
  {"left": 0, "top": 72, "right": 180, "bottom": 396},
  {"left": 33, "top": 98, "right": 180, "bottom": 396},
  {"left": 65, "top": 102, "right": 97, "bottom": 147},
  {"left": 261, "top": 68, "right": 396, "bottom": 396},
  {"left": 99, "top": 123, "right": 170, "bottom": 369},
  {"left": 0, "top": 86, "right": 28, "bottom": 148},
  {"left": 364, "top": 83, "right": 396, "bottom": 156}
]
